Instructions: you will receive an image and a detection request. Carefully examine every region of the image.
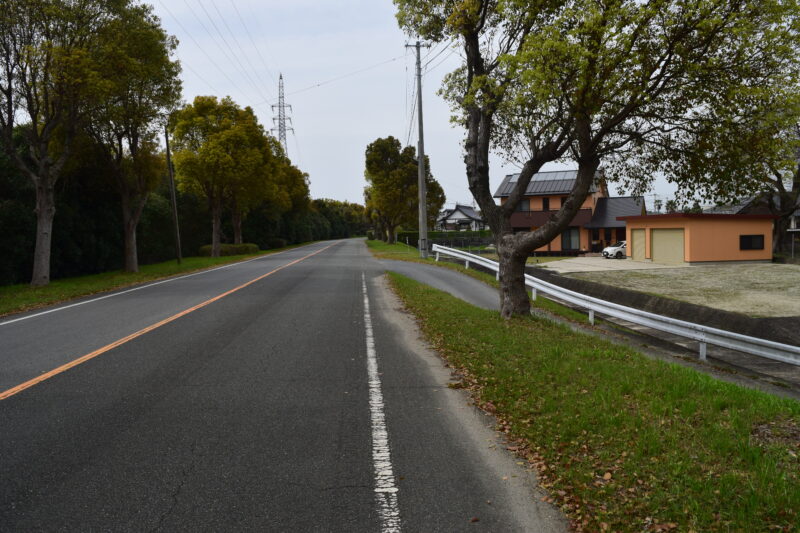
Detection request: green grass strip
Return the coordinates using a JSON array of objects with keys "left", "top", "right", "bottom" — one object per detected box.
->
[
  {"left": 387, "top": 271, "right": 800, "bottom": 532},
  {"left": 367, "top": 239, "right": 588, "bottom": 323},
  {"left": 0, "top": 244, "right": 310, "bottom": 317}
]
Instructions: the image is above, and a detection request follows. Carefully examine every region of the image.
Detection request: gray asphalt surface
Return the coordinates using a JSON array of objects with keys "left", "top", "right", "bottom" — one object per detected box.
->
[
  {"left": 378, "top": 259, "right": 499, "bottom": 311},
  {"left": 0, "top": 239, "right": 563, "bottom": 532}
]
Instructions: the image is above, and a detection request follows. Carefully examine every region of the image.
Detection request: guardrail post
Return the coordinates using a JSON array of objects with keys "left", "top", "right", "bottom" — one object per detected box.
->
[
  {"left": 496, "top": 270, "right": 499, "bottom": 280},
  {"left": 435, "top": 251, "right": 440, "bottom": 262},
  {"left": 465, "top": 260, "right": 470, "bottom": 269},
  {"left": 531, "top": 288, "right": 537, "bottom": 301},
  {"left": 699, "top": 342, "right": 707, "bottom": 361},
  {"left": 588, "top": 309, "right": 595, "bottom": 325}
]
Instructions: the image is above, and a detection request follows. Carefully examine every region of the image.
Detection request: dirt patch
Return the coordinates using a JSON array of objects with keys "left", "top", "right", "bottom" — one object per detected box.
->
[
  {"left": 751, "top": 419, "right": 800, "bottom": 450},
  {"left": 571, "top": 263, "right": 800, "bottom": 318}
]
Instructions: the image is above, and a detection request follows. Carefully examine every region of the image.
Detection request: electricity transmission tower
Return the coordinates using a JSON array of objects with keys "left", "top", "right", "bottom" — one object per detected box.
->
[{"left": 271, "top": 74, "right": 293, "bottom": 154}]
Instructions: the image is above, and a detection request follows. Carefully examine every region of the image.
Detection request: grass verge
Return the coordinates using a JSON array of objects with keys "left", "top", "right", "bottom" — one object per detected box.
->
[
  {"left": 0, "top": 244, "right": 309, "bottom": 317},
  {"left": 388, "top": 271, "right": 800, "bottom": 532},
  {"left": 366, "top": 239, "right": 588, "bottom": 323}
]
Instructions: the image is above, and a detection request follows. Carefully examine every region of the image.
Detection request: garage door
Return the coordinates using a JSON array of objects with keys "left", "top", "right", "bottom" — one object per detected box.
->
[
  {"left": 632, "top": 229, "right": 645, "bottom": 261},
  {"left": 651, "top": 229, "right": 685, "bottom": 264}
]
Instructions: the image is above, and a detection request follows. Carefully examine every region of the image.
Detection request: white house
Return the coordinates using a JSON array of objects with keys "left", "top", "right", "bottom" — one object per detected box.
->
[{"left": 436, "top": 204, "right": 486, "bottom": 231}]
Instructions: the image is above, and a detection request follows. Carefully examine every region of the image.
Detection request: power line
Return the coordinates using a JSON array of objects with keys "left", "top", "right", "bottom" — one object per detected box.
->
[
  {"left": 424, "top": 48, "right": 457, "bottom": 76},
  {"left": 182, "top": 62, "right": 222, "bottom": 95},
  {"left": 193, "top": 0, "right": 272, "bottom": 105},
  {"left": 252, "top": 55, "right": 406, "bottom": 107},
  {"left": 157, "top": 0, "right": 242, "bottom": 92},
  {"left": 229, "top": 0, "right": 278, "bottom": 87},
  {"left": 423, "top": 43, "right": 449, "bottom": 68},
  {"left": 292, "top": 130, "right": 303, "bottom": 169},
  {"left": 208, "top": 0, "right": 273, "bottom": 100},
  {"left": 245, "top": 2, "right": 283, "bottom": 83},
  {"left": 405, "top": 82, "right": 417, "bottom": 147}
]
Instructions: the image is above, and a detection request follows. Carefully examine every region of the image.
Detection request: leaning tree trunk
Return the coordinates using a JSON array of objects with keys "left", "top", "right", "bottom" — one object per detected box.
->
[
  {"left": 497, "top": 233, "right": 532, "bottom": 318},
  {"left": 31, "top": 180, "right": 56, "bottom": 287},
  {"left": 210, "top": 198, "right": 223, "bottom": 258}
]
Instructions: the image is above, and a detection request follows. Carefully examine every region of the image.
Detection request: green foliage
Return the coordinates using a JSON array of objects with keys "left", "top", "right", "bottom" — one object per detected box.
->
[
  {"left": 198, "top": 243, "right": 259, "bottom": 257},
  {"left": 394, "top": 0, "right": 800, "bottom": 315},
  {"left": 389, "top": 272, "right": 800, "bottom": 531},
  {"left": 312, "top": 198, "right": 369, "bottom": 238},
  {"left": 363, "top": 136, "right": 446, "bottom": 242},
  {"left": 171, "top": 96, "right": 291, "bottom": 256}
]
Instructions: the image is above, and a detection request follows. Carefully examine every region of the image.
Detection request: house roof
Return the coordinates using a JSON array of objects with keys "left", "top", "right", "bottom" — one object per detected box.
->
[
  {"left": 585, "top": 197, "right": 646, "bottom": 228},
  {"left": 703, "top": 198, "right": 754, "bottom": 215},
  {"left": 618, "top": 213, "right": 777, "bottom": 221},
  {"left": 493, "top": 170, "right": 602, "bottom": 198},
  {"left": 438, "top": 204, "right": 483, "bottom": 222}
]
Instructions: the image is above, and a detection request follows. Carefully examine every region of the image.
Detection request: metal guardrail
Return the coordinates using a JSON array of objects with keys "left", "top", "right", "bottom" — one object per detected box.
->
[{"left": 432, "top": 244, "right": 800, "bottom": 366}]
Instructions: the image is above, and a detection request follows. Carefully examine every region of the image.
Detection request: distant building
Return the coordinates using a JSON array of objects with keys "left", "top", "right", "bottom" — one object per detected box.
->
[
  {"left": 620, "top": 213, "right": 775, "bottom": 264},
  {"left": 706, "top": 195, "right": 800, "bottom": 250},
  {"left": 493, "top": 170, "right": 645, "bottom": 253},
  {"left": 436, "top": 204, "right": 486, "bottom": 231}
]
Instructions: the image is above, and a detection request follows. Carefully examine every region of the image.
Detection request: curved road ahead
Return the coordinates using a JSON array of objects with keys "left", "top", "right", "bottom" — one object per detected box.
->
[{"left": 0, "top": 239, "right": 562, "bottom": 532}]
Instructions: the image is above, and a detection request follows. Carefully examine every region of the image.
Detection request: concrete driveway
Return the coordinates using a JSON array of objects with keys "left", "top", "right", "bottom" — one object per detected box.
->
[{"left": 537, "top": 256, "right": 690, "bottom": 274}]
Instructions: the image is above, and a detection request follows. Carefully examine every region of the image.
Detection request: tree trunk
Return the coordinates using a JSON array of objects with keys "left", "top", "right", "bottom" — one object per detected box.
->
[
  {"left": 386, "top": 225, "right": 397, "bottom": 244},
  {"left": 774, "top": 215, "right": 789, "bottom": 254},
  {"left": 123, "top": 214, "right": 139, "bottom": 273},
  {"left": 497, "top": 234, "right": 531, "bottom": 318},
  {"left": 30, "top": 180, "right": 56, "bottom": 287},
  {"left": 120, "top": 191, "right": 148, "bottom": 273},
  {"left": 232, "top": 209, "right": 243, "bottom": 245},
  {"left": 211, "top": 199, "right": 222, "bottom": 257}
]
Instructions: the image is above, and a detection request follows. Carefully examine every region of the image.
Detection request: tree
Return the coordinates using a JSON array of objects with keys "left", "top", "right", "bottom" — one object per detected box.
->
[
  {"left": 363, "top": 136, "right": 445, "bottom": 243},
  {"left": 0, "top": 0, "right": 120, "bottom": 286},
  {"left": 172, "top": 96, "right": 278, "bottom": 257},
  {"left": 229, "top": 129, "right": 287, "bottom": 244},
  {"left": 395, "top": 0, "right": 800, "bottom": 317},
  {"left": 86, "top": 2, "right": 180, "bottom": 272},
  {"left": 655, "top": 98, "right": 800, "bottom": 252}
]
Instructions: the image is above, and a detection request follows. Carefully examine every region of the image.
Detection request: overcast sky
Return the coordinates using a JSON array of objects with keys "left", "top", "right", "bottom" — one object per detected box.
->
[{"left": 150, "top": 0, "right": 676, "bottom": 209}]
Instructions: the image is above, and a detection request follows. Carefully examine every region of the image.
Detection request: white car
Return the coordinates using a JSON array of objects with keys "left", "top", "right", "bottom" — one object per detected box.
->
[{"left": 602, "top": 241, "right": 626, "bottom": 259}]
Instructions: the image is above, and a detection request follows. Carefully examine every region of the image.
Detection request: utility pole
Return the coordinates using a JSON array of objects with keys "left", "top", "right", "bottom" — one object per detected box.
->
[
  {"left": 407, "top": 40, "right": 430, "bottom": 258},
  {"left": 271, "top": 73, "right": 293, "bottom": 155},
  {"left": 164, "top": 124, "right": 182, "bottom": 264}
]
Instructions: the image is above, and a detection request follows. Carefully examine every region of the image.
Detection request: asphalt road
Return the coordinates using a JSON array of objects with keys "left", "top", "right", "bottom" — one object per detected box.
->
[{"left": 0, "top": 239, "right": 563, "bottom": 532}]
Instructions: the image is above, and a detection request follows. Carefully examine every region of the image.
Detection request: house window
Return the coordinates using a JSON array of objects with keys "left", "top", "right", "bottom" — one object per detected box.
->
[
  {"left": 542, "top": 198, "right": 550, "bottom": 211},
  {"left": 740, "top": 234, "right": 765, "bottom": 250},
  {"left": 561, "top": 227, "right": 581, "bottom": 250},
  {"left": 515, "top": 199, "right": 530, "bottom": 212}
]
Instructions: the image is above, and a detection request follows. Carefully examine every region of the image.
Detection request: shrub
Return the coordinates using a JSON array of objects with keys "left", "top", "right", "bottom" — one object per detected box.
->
[{"left": 198, "top": 243, "right": 260, "bottom": 256}]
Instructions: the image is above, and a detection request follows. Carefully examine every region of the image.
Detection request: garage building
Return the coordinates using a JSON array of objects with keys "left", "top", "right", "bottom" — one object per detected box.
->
[{"left": 619, "top": 214, "right": 775, "bottom": 264}]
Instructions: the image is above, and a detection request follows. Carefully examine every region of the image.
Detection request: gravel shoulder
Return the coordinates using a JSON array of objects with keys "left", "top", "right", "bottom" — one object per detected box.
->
[{"left": 570, "top": 263, "right": 800, "bottom": 318}]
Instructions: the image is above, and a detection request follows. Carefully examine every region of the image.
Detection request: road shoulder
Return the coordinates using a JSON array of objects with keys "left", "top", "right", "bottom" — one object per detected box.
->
[{"left": 369, "top": 272, "right": 567, "bottom": 532}]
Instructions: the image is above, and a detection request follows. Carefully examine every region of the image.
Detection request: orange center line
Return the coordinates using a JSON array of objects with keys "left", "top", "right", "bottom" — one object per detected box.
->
[{"left": 0, "top": 242, "right": 338, "bottom": 401}]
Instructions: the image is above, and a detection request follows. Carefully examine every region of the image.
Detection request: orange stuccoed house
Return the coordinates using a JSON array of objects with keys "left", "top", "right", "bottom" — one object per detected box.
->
[{"left": 494, "top": 170, "right": 645, "bottom": 254}]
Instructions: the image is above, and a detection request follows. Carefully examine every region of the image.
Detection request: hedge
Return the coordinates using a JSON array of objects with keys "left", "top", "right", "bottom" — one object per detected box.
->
[{"left": 396, "top": 230, "right": 492, "bottom": 242}]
